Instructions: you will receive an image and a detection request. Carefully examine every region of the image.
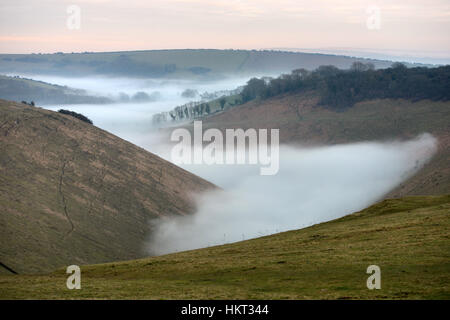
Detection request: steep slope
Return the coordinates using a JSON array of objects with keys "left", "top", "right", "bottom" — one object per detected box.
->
[
  {"left": 0, "top": 100, "right": 215, "bottom": 274},
  {"left": 1, "top": 195, "right": 448, "bottom": 299},
  {"left": 187, "top": 92, "right": 450, "bottom": 196}
]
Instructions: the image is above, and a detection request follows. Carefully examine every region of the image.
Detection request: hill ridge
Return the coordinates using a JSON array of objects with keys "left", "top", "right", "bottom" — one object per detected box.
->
[{"left": 0, "top": 99, "right": 215, "bottom": 274}]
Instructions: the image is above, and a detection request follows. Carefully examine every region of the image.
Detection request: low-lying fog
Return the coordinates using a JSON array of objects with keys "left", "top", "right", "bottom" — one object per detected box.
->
[
  {"left": 148, "top": 134, "right": 437, "bottom": 254},
  {"left": 28, "top": 75, "right": 438, "bottom": 256},
  {"left": 31, "top": 74, "right": 250, "bottom": 142},
  {"left": 16, "top": 73, "right": 252, "bottom": 114}
]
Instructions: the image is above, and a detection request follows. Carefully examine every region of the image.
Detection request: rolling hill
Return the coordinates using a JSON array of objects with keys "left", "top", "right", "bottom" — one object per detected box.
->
[
  {"left": 1, "top": 194, "right": 448, "bottom": 299},
  {"left": 0, "top": 75, "right": 112, "bottom": 105},
  {"left": 0, "top": 49, "right": 414, "bottom": 79},
  {"left": 0, "top": 100, "right": 215, "bottom": 274}
]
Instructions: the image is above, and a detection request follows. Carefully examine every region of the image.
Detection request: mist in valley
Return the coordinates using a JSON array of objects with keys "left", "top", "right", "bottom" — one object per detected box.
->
[
  {"left": 30, "top": 75, "right": 438, "bottom": 256},
  {"left": 12, "top": 72, "right": 258, "bottom": 112},
  {"left": 32, "top": 74, "right": 250, "bottom": 144},
  {"left": 147, "top": 134, "right": 437, "bottom": 255}
]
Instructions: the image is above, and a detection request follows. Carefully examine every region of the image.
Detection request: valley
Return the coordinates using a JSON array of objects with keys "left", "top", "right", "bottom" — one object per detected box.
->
[
  {"left": 1, "top": 194, "right": 448, "bottom": 299},
  {"left": 0, "top": 51, "right": 448, "bottom": 301}
]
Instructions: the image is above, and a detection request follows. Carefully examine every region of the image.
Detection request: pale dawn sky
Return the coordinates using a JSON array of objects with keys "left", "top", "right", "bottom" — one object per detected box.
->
[{"left": 0, "top": 0, "right": 449, "bottom": 59}]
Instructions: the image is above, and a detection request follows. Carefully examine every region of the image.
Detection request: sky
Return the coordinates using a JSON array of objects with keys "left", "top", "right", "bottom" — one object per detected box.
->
[{"left": 0, "top": 0, "right": 449, "bottom": 60}]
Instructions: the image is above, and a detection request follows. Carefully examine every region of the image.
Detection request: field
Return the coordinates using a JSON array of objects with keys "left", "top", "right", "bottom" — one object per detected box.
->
[{"left": 1, "top": 195, "right": 448, "bottom": 299}]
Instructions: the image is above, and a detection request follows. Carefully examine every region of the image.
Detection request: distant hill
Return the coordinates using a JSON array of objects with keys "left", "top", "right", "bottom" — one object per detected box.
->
[
  {"left": 0, "top": 100, "right": 215, "bottom": 274},
  {"left": 152, "top": 64, "right": 450, "bottom": 125},
  {"left": 238, "top": 64, "right": 450, "bottom": 109},
  {"left": 0, "top": 49, "right": 419, "bottom": 79},
  {"left": 0, "top": 75, "right": 112, "bottom": 105},
  {"left": 1, "top": 194, "right": 448, "bottom": 299}
]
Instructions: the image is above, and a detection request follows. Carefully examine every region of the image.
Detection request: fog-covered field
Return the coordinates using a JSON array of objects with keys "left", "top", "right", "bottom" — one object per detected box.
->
[
  {"left": 35, "top": 74, "right": 250, "bottom": 145},
  {"left": 24, "top": 74, "right": 252, "bottom": 108}
]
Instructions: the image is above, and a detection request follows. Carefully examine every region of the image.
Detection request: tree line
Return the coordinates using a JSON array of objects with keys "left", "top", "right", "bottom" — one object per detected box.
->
[
  {"left": 58, "top": 109, "right": 93, "bottom": 124},
  {"left": 240, "top": 62, "right": 450, "bottom": 109}
]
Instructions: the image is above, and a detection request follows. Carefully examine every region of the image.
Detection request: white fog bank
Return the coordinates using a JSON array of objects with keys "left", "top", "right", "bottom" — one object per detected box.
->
[
  {"left": 21, "top": 74, "right": 252, "bottom": 114},
  {"left": 32, "top": 76, "right": 439, "bottom": 257},
  {"left": 147, "top": 133, "right": 437, "bottom": 255}
]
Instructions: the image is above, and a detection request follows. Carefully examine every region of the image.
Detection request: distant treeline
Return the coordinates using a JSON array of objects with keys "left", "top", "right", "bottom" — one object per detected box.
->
[
  {"left": 241, "top": 63, "right": 450, "bottom": 109},
  {"left": 152, "top": 87, "right": 243, "bottom": 124},
  {"left": 58, "top": 109, "right": 93, "bottom": 124}
]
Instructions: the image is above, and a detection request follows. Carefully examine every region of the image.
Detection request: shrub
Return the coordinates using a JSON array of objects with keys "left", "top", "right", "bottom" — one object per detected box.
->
[{"left": 58, "top": 109, "right": 93, "bottom": 124}]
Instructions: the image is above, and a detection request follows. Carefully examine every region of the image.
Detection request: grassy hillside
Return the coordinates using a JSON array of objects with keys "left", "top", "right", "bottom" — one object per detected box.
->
[
  {"left": 1, "top": 195, "right": 448, "bottom": 299},
  {"left": 0, "top": 100, "right": 215, "bottom": 274},
  {"left": 185, "top": 92, "right": 450, "bottom": 197},
  {"left": 0, "top": 50, "right": 406, "bottom": 78},
  {"left": 0, "top": 75, "right": 112, "bottom": 105}
]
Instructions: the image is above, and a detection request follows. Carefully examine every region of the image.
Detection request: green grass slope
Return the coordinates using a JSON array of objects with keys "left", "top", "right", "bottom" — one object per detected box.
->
[
  {"left": 0, "top": 100, "right": 215, "bottom": 274},
  {"left": 1, "top": 195, "right": 448, "bottom": 299}
]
